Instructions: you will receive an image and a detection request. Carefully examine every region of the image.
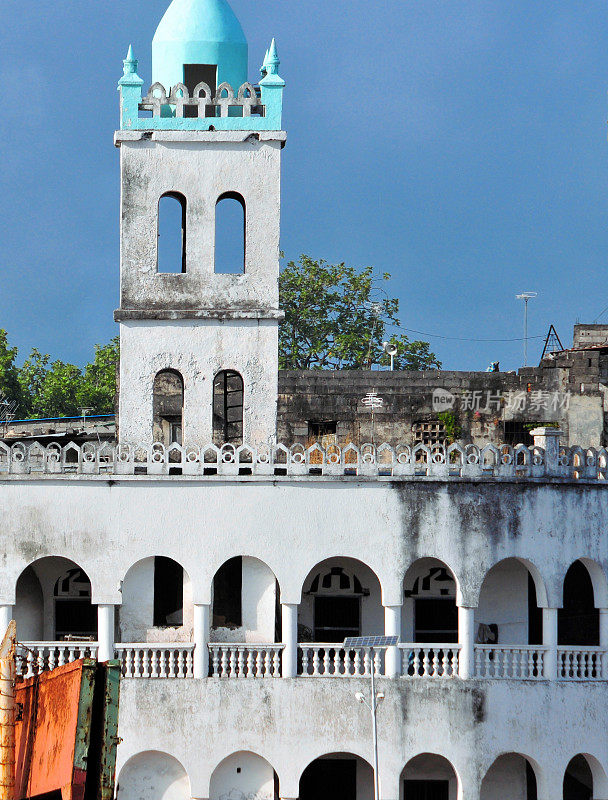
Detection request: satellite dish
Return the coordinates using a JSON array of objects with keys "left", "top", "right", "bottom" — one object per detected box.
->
[{"left": 382, "top": 342, "right": 398, "bottom": 357}]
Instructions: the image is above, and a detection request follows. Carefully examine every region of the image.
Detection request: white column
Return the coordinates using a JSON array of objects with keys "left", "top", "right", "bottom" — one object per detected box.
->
[
  {"left": 543, "top": 607, "right": 558, "bottom": 680},
  {"left": 0, "top": 606, "right": 13, "bottom": 638},
  {"left": 600, "top": 608, "right": 608, "bottom": 678},
  {"left": 458, "top": 607, "right": 475, "bottom": 679},
  {"left": 281, "top": 603, "right": 298, "bottom": 678},
  {"left": 97, "top": 604, "right": 115, "bottom": 662},
  {"left": 193, "top": 604, "right": 210, "bottom": 679},
  {"left": 384, "top": 605, "right": 401, "bottom": 678}
]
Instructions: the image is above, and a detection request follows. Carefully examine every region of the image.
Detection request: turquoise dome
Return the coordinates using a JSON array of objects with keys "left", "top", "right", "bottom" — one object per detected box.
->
[{"left": 152, "top": 0, "right": 248, "bottom": 92}]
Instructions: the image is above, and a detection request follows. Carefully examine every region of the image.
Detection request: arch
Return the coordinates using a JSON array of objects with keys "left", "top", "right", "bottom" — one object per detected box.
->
[
  {"left": 213, "top": 369, "right": 244, "bottom": 445},
  {"left": 401, "top": 754, "right": 460, "bottom": 800},
  {"left": 403, "top": 558, "right": 461, "bottom": 644},
  {"left": 559, "top": 560, "right": 600, "bottom": 646},
  {"left": 120, "top": 557, "right": 192, "bottom": 643},
  {"left": 210, "top": 751, "right": 278, "bottom": 800},
  {"left": 564, "top": 753, "right": 608, "bottom": 799},
  {"left": 157, "top": 192, "right": 187, "bottom": 273},
  {"left": 15, "top": 557, "right": 96, "bottom": 641},
  {"left": 476, "top": 558, "right": 548, "bottom": 647},
  {"left": 480, "top": 753, "right": 539, "bottom": 800},
  {"left": 153, "top": 369, "right": 184, "bottom": 446},
  {"left": 300, "top": 752, "right": 374, "bottom": 800},
  {"left": 116, "top": 751, "right": 190, "bottom": 800},
  {"left": 215, "top": 191, "right": 246, "bottom": 274},
  {"left": 299, "top": 557, "right": 383, "bottom": 644},
  {"left": 211, "top": 556, "right": 279, "bottom": 643}
]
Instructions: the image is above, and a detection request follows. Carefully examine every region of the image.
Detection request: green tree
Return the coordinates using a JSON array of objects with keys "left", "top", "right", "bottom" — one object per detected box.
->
[
  {"left": 29, "top": 360, "right": 84, "bottom": 418},
  {"left": 78, "top": 336, "right": 119, "bottom": 414},
  {"left": 278, "top": 255, "right": 441, "bottom": 370},
  {"left": 0, "top": 329, "right": 25, "bottom": 415}
]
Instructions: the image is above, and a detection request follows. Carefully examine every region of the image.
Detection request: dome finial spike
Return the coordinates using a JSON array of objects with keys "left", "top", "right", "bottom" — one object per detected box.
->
[
  {"left": 265, "top": 38, "right": 280, "bottom": 75},
  {"left": 126, "top": 44, "right": 135, "bottom": 62}
]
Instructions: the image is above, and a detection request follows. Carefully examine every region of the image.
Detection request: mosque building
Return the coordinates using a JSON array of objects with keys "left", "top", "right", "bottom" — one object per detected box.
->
[{"left": 1, "top": 1, "right": 608, "bottom": 799}]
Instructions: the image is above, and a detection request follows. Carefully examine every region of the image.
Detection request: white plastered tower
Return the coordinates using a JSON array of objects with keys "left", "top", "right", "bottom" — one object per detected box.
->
[{"left": 114, "top": 0, "right": 285, "bottom": 446}]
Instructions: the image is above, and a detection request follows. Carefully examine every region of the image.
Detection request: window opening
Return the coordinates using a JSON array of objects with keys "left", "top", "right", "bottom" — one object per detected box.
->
[
  {"left": 153, "top": 370, "right": 184, "bottom": 447},
  {"left": 54, "top": 568, "right": 97, "bottom": 640},
  {"left": 153, "top": 557, "right": 184, "bottom": 627},
  {"left": 403, "top": 781, "right": 449, "bottom": 800},
  {"left": 213, "top": 370, "right": 244, "bottom": 444},
  {"left": 300, "top": 760, "right": 356, "bottom": 800},
  {"left": 215, "top": 193, "right": 245, "bottom": 274},
  {"left": 183, "top": 64, "right": 217, "bottom": 117},
  {"left": 213, "top": 557, "right": 243, "bottom": 628},
  {"left": 158, "top": 193, "right": 186, "bottom": 273}
]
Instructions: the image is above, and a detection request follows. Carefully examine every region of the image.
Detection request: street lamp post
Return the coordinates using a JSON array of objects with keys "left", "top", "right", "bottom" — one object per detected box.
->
[
  {"left": 344, "top": 635, "right": 398, "bottom": 800},
  {"left": 516, "top": 292, "right": 537, "bottom": 367}
]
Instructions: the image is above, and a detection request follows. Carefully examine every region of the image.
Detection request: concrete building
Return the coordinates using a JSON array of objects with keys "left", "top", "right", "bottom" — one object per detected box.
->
[{"left": 2, "top": 1, "right": 608, "bottom": 799}]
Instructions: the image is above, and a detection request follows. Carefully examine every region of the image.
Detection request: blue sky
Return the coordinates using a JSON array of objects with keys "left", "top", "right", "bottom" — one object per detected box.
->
[{"left": 1, "top": 0, "right": 607, "bottom": 371}]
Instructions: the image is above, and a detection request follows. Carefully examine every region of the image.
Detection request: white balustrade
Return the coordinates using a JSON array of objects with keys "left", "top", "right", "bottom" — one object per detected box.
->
[
  {"left": 399, "top": 644, "right": 460, "bottom": 678},
  {"left": 115, "top": 644, "right": 195, "bottom": 678},
  {"left": 558, "top": 647, "right": 608, "bottom": 680},
  {"left": 298, "top": 645, "right": 384, "bottom": 677},
  {"left": 2, "top": 439, "right": 605, "bottom": 481},
  {"left": 474, "top": 645, "right": 546, "bottom": 679},
  {"left": 208, "top": 644, "right": 283, "bottom": 678},
  {"left": 17, "top": 642, "right": 99, "bottom": 679}
]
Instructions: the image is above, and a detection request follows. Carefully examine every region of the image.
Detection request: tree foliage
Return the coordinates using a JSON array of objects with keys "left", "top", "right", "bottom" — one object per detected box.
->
[
  {"left": 278, "top": 255, "right": 441, "bottom": 370},
  {"left": 0, "top": 331, "right": 119, "bottom": 419}
]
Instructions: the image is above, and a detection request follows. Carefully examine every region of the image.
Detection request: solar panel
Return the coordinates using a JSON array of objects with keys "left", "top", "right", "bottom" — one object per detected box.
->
[{"left": 343, "top": 635, "right": 399, "bottom": 648}]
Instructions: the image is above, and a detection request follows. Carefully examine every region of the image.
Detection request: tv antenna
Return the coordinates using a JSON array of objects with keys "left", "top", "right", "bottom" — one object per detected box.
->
[
  {"left": 516, "top": 291, "right": 537, "bottom": 366},
  {"left": 540, "top": 325, "right": 564, "bottom": 361}
]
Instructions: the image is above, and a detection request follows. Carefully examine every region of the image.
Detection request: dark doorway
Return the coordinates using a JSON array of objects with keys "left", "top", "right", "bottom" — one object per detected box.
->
[
  {"left": 414, "top": 598, "right": 458, "bottom": 643},
  {"left": 213, "top": 557, "right": 243, "bottom": 628},
  {"left": 54, "top": 568, "right": 97, "bottom": 640},
  {"left": 300, "top": 759, "right": 357, "bottom": 800},
  {"left": 153, "top": 557, "right": 184, "bottom": 627},
  {"left": 559, "top": 561, "right": 599, "bottom": 646},
  {"left": 526, "top": 761, "right": 538, "bottom": 800},
  {"left": 527, "top": 574, "right": 543, "bottom": 646},
  {"left": 404, "top": 780, "right": 449, "bottom": 800},
  {"left": 314, "top": 596, "right": 360, "bottom": 642},
  {"left": 563, "top": 756, "right": 593, "bottom": 800}
]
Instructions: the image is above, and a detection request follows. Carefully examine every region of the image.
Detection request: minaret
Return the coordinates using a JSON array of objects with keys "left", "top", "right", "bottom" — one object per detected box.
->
[{"left": 115, "top": 0, "right": 285, "bottom": 448}]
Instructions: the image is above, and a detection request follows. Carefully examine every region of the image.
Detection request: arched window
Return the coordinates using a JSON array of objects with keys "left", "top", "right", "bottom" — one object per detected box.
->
[
  {"left": 213, "top": 370, "right": 243, "bottom": 444},
  {"left": 215, "top": 192, "right": 245, "bottom": 274},
  {"left": 158, "top": 192, "right": 186, "bottom": 273},
  {"left": 153, "top": 370, "right": 184, "bottom": 445}
]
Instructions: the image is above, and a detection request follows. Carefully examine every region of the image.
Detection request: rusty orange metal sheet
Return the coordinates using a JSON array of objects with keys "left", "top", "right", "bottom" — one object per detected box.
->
[{"left": 15, "top": 659, "right": 96, "bottom": 800}]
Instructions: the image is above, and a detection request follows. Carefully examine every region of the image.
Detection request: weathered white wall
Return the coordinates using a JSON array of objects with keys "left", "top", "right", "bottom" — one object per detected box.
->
[
  {"left": 116, "top": 751, "right": 191, "bottom": 800},
  {"left": 120, "top": 557, "right": 193, "bottom": 643},
  {"left": 480, "top": 754, "right": 528, "bottom": 800},
  {"left": 209, "top": 752, "right": 275, "bottom": 800},
  {"left": 567, "top": 395, "right": 604, "bottom": 448},
  {"left": 114, "top": 679, "right": 608, "bottom": 800},
  {"left": 117, "top": 134, "right": 283, "bottom": 312},
  {"left": 119, "top": 319, "right": 279, "bottom": 446},
  {"left": 2, "top": 477, "right": 608, "bottom": 611},
  {"left": 476, "top": 560, "right": 529, "bottom": 645},
  {"left": 212, "top": 557, "right": 276, "bottom": 643}
]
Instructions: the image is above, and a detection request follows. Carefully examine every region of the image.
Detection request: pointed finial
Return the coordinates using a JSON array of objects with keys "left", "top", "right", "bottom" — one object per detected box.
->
[
  {"left": 266, "top": 38, "right": 280, "bottom": 74},
  {"left": 260, "top": 47, "right": 270, "bottom": 77},
  {"left": 123, "top": 44, "right": 138, "bottom": 76}
]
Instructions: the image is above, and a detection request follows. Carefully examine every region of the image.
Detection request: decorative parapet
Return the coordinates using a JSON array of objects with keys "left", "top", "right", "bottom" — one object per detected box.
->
[
  {"left": 2, "top": 436, "right": 607, "bottom": 481},
  {"left": 117, "top": 43, "right": 285, "bottom": 132}
]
